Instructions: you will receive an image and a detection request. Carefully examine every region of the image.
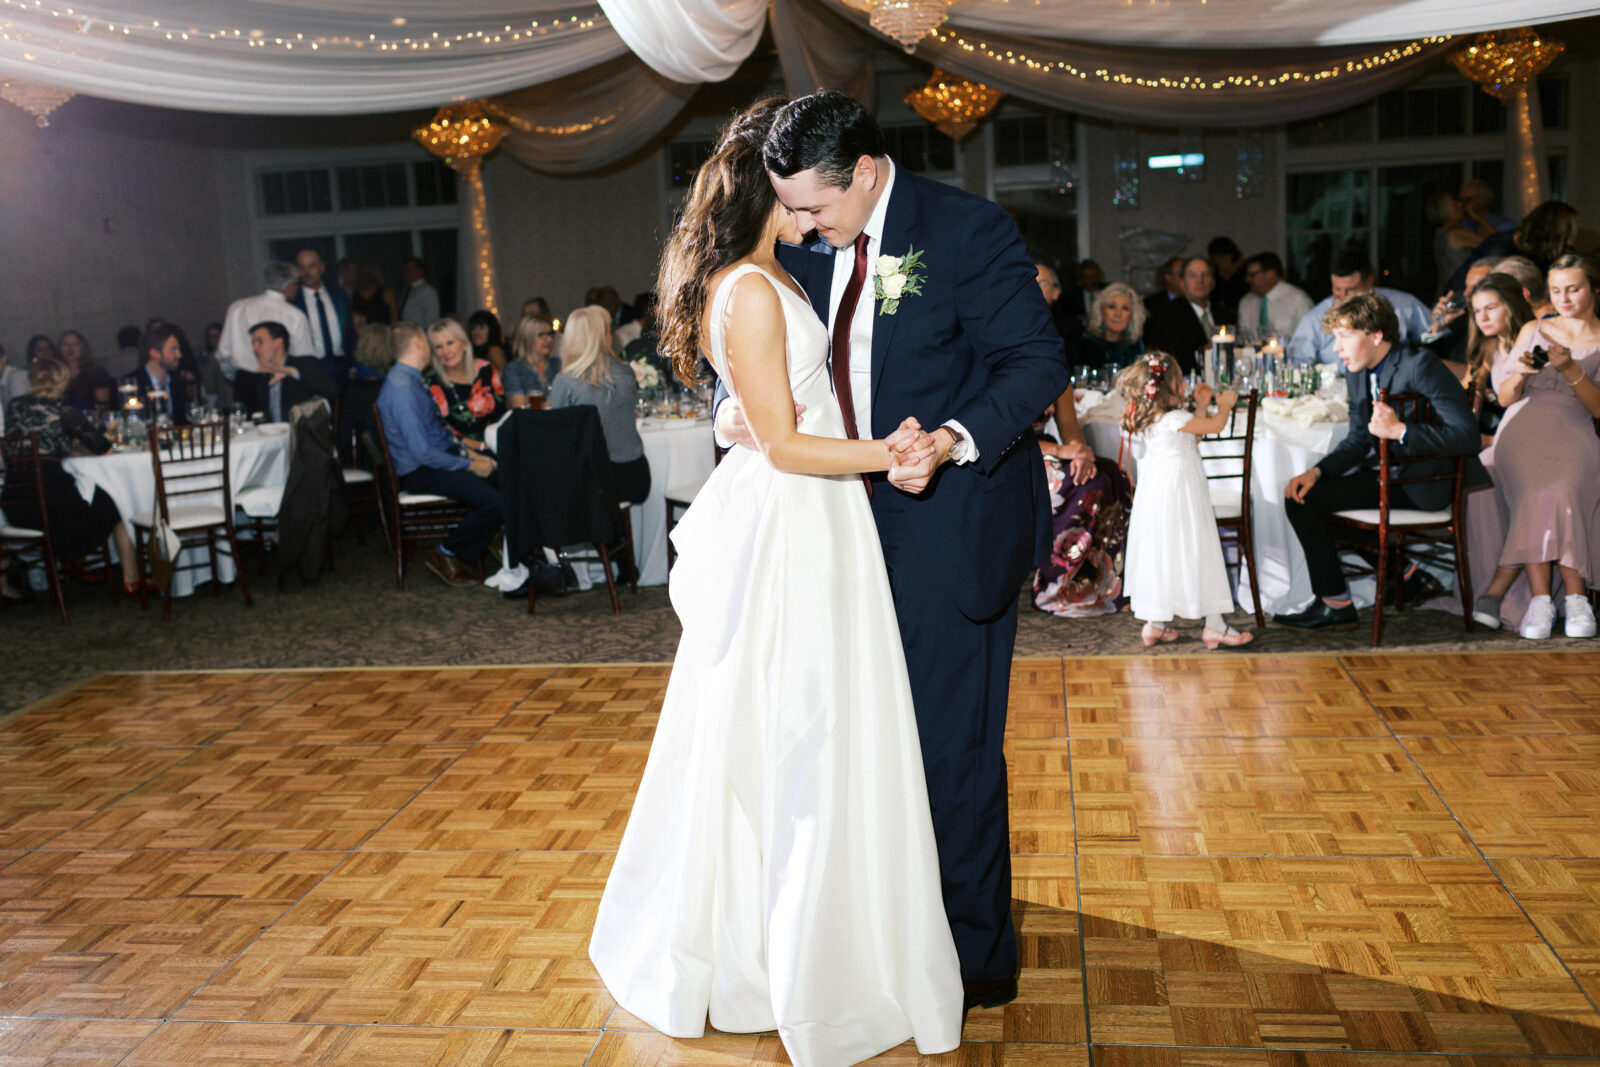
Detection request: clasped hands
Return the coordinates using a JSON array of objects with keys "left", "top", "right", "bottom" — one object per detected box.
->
[{"left": 884, "top": 418, "right": 948, "bottom": 494}]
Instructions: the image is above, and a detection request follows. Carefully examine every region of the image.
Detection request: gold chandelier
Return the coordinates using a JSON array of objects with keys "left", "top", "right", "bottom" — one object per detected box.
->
[
  {"left": 842, "top": 0, "right": 954, "bottom": 53},
  {"left": 413, "top": 101, "right": 506, "bottom": 169},
  {"left": 905, "top": 69, "right": 1001, "bottom": 141},
  {"left": 0, "top": 80, "right": 75, "bottom": 127},
  {"left": 1449, "top": 27, "right": 1563, "bottom": 99}
]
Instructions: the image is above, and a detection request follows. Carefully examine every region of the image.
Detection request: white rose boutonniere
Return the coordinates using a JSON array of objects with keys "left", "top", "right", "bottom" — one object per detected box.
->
[
  {"left": 631, "top": 358, "right": 660, "bottom": 390},
  {"left": 873, "top": 245, "right": 925, "bottom": 316}
]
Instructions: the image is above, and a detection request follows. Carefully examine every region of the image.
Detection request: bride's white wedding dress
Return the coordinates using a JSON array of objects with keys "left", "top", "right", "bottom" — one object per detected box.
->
[{"left": 589, "top": 264, "right": 963, "bottom": 1065}]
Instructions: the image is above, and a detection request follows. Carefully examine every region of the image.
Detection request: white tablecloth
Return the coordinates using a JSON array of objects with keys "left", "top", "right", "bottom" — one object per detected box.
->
[
  {"left": 62, "top": 429, "right": 291, "bottom": 596},
  {"left": 1080, "top": 395, "right": 1352, "bottom": 616},
  {"left": 633, "top": 419, "right": 716, "bottom": 586}
]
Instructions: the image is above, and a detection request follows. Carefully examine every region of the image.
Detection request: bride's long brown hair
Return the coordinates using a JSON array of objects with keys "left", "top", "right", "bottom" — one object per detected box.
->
[{"left": 656, "top": 97, "right": 788, "bottom": 385}]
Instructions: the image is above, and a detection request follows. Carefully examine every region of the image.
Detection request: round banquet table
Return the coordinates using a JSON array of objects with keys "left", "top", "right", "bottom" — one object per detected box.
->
[
  {"left": 1078, "top": 393, "right": 1363, "bottom": 616},
  {"left": 632, "top": 418, "right": 716, "bottom": 587},
  {"left": 62, "top": 428, "right": 291, "bottom": 597}
]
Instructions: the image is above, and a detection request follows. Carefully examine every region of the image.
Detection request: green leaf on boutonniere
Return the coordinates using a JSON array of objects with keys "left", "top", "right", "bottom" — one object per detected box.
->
[{"left": 873, "top": 245, "right": 926, "bottom": 316}]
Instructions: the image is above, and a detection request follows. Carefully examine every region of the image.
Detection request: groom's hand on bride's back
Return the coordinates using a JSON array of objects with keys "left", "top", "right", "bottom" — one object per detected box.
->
[{"left": 713, "top": 396, "right": 806, "bottom": 450}]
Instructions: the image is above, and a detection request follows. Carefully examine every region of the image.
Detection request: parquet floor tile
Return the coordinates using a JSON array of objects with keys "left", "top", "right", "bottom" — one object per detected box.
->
[
  {"left": 121, "top": 1022, "right": 600, "bottom": 1065},
  {"left": 1007, "top": 741, "right": 1075, "bottom": 855},
  {"left": 1008, "top": 659, "right": 1068, "bottom": 740},
  {"left": 1490, "top": 858, "right": 1600, "bottom": 1004},
  {"left": 1341, "top": 653, "right": 1600, "bottom": 736},
  {"left": 215, "top": 667, "right": 555, "bottom": 746},
  {"left": 1064, "top": 658, "right": 1384, "bottom": 739},
  {"left": 363, "top": 739, "right": 648, "bottom": 852},
  {"left": 1404, "top": 736, "right": 1600, "bottom": 858},
  {"left": 484, "top": 666, "right": 670, "bottom": 743},
  {"left": 0, "top": 745, "right": 197, "bottom": 850},
  {"left": 1092, "top": 1048, "right": 1592, "bottom": 1066},
  {"left": 0, "top": 1018, "right": 160, "bottom": 1066},
  {"left": 1077, "top": 854, "right": 1600, "bottom": 1054},
  {"left": 1071, "top": 737, "right": 1475, "bottom": 858},
  {"left": 1007, "top": 856, "right": 1086, "bottom": 1045},
  {"left": 175, "top": 850, "right": 614, "bottom": 1029},
  {"left": 0, "top": 850, "right": 341, "bottom": 1019},
  {"left": 587, "top": 1031, "right": 1089, "bottom": 1066},
  {"left": 44, "top": 742, "right": 469, "bottom": 852},
  {"left": 0, "top": 672, "right": 311, "bottom": 747}
]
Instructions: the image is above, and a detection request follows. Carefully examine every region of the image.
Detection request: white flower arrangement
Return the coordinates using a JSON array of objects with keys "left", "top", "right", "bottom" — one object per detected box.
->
[
  {"left": 631, "top": 359, "right": 661, "bottom": 390},
  {"left": 873, "top": 246, "right": 925, "bottom": 316}
]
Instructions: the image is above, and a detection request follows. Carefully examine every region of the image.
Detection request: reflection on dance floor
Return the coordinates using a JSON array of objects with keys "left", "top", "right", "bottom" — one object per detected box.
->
[{"left": 2, "top": 655, "right": 1599, "bottom": 1063}]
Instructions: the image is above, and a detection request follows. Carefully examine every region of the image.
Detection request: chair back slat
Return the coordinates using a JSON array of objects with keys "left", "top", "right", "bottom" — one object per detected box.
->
[
  {"left": 0, "top": 433, "right": 52, "bottom": 539},
  {"left": 1199, "top": 389, "right": 1259, "bottom": 511},
  {"left": 150, "top": 421, "right": 232, "bottom": 523}
]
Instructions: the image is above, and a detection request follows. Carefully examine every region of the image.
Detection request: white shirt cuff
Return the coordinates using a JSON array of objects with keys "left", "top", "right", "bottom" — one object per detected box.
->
[{"left": 943, "top": 419, "right": 977, "bottom": 464}]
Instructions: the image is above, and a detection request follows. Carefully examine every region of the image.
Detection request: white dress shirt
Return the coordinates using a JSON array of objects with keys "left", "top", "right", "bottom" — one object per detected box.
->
[
  {"left": 302, "top": 285, "right": 344, "bottom": 357},
  {"left": 1287, "top": 286, "right": 1433, "bottom": 365},
  {"left": 398, "top": 280, "right": 440, "bottom": 327},
  {"left": 1237, "top": 280, "right": 1314, "bottom": 345},
  {"left": 826, "top": 159, "right": 974, "bottom": 461},
  {"left": 217, "top": 288, "right": 316, "bottom": 378}
]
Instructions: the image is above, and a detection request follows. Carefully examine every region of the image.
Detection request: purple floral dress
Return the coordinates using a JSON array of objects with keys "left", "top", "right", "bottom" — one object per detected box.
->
[{"left": 1031, "top": 440, "right": 1132, "bottom": 618}]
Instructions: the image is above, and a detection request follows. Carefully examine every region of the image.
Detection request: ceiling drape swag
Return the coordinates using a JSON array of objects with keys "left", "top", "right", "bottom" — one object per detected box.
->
[
  {"left": 594, "top": 0, "right": 767, "bottom": 84},
  {"left": 769, "top": 0, "right": 878, "bottom": 103}
]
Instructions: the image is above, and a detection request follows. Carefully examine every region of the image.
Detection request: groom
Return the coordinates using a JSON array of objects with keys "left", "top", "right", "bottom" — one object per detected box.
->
[{"left": 723, "top": 92, "right": 1069, "bottom": 1008}]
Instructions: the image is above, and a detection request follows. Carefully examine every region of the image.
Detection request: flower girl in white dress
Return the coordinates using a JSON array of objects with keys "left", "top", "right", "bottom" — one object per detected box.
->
[{"left": 1117, "top": 352, "right": 1255, "bottom": 649}]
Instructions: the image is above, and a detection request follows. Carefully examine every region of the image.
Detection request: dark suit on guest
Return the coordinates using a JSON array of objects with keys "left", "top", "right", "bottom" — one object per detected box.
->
[
  {"left": 1286, "top": 344, "right": 1488, "bottom": 597},
  {"left": 1143, "top": 299, "right": 1213, "bottom": 374},
  {"left": 123, "top": 366, "right": 189, "bottom": 425},
  {"left": 232, "top": 357, "right": 339, "bottom": 423},
  {"left": 775, "top": 167, "right": 1069, "bottom": 984},
  {"left": 289, "top": 283, "right": 358, "bottom": 381},
  {"left": 1143, "top": 288, "right": 1180, "bottom": 321}
]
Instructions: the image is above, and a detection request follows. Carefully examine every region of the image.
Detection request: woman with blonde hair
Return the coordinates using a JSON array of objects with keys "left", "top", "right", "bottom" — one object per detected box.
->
[
  {"left": 424, "top": 317, "right": 503, "bottom": 442},
  {"left": 504, "top": 313, "right": 558, "bottom": 407},
  {"left": 1079, "top": 281, "right": 1147, "bottom": 369},
  {"left": 547, "top": 305, "right": 649, "bottom": 502}
]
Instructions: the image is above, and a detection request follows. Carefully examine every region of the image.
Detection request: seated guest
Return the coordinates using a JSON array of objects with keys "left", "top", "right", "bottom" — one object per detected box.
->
[
  {"left": 1032, "top": 383, "right": 1132, "bottom": 618},
  {"left": 1488, "top": 255, "right": 1555, "bottom": 320},
  {"left": 377, "top": 322, "right": 501, "bottom": 588},
  {"left": 505, "top": 314, "right": 558, "bottom": 408},
  {"left": 123, "top": 324, "right": 189, "bottom": 424},
  {"left": 1144, "top": 256, "right": 1218, "bottom": 374},
  {"left": 1277, "top": 293, "right": 1487, "bottom": 630},
  {"left": 621, "top": 294, "right": 666, "bottom": 375},
  {"left": 113, "top": 325, "right": 142, "bottom": 378},
  {"left": 25, "top": 334, "right": 57, "bottom": 365},
  {"left": 59, "top": 330, "right": 113, "bottom": 411},
  {"left": 425, "top": 318, "right": 504, "bottom": 444},
  {"left": 1208, "top": 236, "right": 1247, "bottom": 324},
  {"left": 1078, "top": 282, "right": 1146, "bottom": 369},
  {"left": 350, "top": 322, "right": 393, "bottom": 382},
  {"left": 1033, "top": 261, "right": 1082, "bottom": 362},
  {"left": 0, "top": 340, "right": 29, "bottom": 414},
  {"left": 1459, "top": 273, "right": 1533, "bottom": 445},
  {"left": 2, "top": 358, "right": 145, "bottom": 593},
  {"left": 467, "top": 310, "right": 509, "bottom": 372},
  {"left": 233, "top": 321, "right": 339, "bottom": 422},
  {"left": 1473, "top": 254, "right": 1600, "bottom": 639},
  {"left": 1236, "top": 252, "right": 1313, "bottom": 345},
  {"left": 1143, "top": 256, "right": 1186, "bottom": 320},
  {"left": 1287, "top": 252, "right": 1432, "bottom": 365},
  {"left": 349, "top": 260, "right": 396, "bottom": 329},
  {"left": 1423, "top": 259, "right": 1497, "bottom": 371},
  {"left": 548, "top": 305, "right": 649, "bottom": 504}
]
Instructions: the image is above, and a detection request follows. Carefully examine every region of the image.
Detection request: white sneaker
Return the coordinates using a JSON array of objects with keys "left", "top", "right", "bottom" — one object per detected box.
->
[
  {"left": 1520, "top": 595, "right": 1556, "bottom": 640},
  {"left": 1565, "top": 595, "right": 1597, "bottom": 638}
]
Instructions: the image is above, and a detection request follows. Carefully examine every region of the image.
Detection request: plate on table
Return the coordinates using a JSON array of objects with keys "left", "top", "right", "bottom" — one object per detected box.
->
[{"left": 252, "top": 423, "right": 291, "bottom": 436}]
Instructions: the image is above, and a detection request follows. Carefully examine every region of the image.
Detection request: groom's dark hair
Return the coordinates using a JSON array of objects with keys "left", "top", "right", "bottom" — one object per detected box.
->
[{"left": 763, "top": 91, "right": 887, "bottom": 190}]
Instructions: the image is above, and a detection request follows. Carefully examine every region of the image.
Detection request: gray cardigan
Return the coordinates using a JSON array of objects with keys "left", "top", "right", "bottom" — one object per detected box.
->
[{"left": 548, "top": 359, "right": 644, "bottom": 463}]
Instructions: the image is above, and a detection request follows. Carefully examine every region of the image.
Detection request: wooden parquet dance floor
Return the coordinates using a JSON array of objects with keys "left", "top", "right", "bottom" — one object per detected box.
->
[{"left": 4, "top": 653, "right": 1600, "bottom": 1065}]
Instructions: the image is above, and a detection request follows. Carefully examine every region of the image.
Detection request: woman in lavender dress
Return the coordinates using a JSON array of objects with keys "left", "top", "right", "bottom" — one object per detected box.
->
[{"left": 1480, "top": 253, "right": 1600, "bottom": 639}]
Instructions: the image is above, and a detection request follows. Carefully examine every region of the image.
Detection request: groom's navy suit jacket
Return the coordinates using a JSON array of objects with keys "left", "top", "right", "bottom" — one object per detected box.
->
[{"left": 777, "top": 168, "right": 1069, "bottom": 621}]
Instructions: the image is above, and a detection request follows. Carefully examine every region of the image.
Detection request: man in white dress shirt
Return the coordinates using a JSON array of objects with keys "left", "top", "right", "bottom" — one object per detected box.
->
[
  {"left": 217, "top": 261, "right": 316, "bottom": 379},
  {"left": 1236, "top": 252, "right": 1313, "bottom": 344},
  {"left": 1287, "top": 251, "right": 1432, "bottom": 365},
  {"left": 396, "top": 257, "right": 441, "bottom": 327}
]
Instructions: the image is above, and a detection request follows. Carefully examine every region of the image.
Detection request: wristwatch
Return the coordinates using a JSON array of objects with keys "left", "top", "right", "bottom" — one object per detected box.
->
[{"left": 942, "top": 424, "right": 971, "bottom": 464}]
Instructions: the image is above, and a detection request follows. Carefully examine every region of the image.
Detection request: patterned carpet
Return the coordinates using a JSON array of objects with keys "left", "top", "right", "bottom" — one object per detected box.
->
[{"left": 2, "top": 532, "right": 1551, "bottom": 717}]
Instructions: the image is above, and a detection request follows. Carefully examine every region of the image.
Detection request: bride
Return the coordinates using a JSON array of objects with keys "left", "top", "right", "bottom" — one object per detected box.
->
[{"left": 587, "top": 99, "right": 965, "bottom": 1065}]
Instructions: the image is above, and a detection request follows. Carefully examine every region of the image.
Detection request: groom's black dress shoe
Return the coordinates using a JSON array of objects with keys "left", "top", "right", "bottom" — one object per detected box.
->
[
  {"left": 962, "top": 977, "right": 1018, "bottom": 1012},
  {"left": 1274, "top": 600, "right": 1359, "bottom": 630}
]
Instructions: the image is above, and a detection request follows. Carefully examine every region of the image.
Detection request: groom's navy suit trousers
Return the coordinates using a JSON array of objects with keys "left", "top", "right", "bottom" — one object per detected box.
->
[{"left": 778, "top": 168, "right": 1069, "bottom": 982}]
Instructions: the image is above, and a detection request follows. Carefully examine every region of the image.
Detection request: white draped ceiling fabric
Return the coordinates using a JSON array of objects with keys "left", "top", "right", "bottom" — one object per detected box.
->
[{"left": 2, "top": 0, "right": 1598, "bottom": 170}]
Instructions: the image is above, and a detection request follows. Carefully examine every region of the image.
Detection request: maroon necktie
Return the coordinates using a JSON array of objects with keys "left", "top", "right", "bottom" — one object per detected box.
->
[{"left": 831, "top": 231, "right": 871, "bottom": 442}]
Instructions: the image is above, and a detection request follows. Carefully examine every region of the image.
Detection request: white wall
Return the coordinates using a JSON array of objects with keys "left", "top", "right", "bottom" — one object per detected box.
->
[
  {"left": 484, "top": 152, "right": 666, "bottom": 321},
  {"left": 0, "top": 100, "right": 227, "bottom": 377}
]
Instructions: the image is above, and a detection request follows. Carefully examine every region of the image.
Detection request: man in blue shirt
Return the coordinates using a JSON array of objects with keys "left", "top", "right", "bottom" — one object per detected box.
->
[
  {"left": 1287, "top": 252, "right": 1432, "bottom": 365},
  {"left": 377, "top": 322, "right": 500, "bottom": 587}
]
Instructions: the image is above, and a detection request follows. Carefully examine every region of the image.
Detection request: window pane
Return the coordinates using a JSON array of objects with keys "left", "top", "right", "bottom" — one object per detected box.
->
[
  {"left": 1286, "top": 169, "right": 1371, "bottom": 298},
  {"left": 993, "top": 114, "right": 1049, "bottom": 167},
  {"left": 882, "top": 124, "right": 955, "bottom": 173},
  {"left": 413, "top": 161, "right": 458, "bottom": 206},
  {"left": 1378, "top": 162, "right": 1463, "bottom": 299},
  {"left": 1289, "top": 102, "right": 1374, "bottom": 147},
  {"left": 995, "top": 187, "right": 1076, "bottom": 279},
  {"left": 419, "top": 227, "right": 459, "bottom": 317},
  {"left": 261, "top": 172, "right": 287, "bottom": 216},
  {"left": 1539, "top": 75, "right": 1567, "bottom": 130}
]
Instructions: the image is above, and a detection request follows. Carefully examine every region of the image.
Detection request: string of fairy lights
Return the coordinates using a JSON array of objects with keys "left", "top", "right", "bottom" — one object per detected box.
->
[
  {"left": 0, "top": 0, "right": 606, "bottom": 52},
  {"left": 925, "top": 28, "right": 1454, "bottom": 90}
]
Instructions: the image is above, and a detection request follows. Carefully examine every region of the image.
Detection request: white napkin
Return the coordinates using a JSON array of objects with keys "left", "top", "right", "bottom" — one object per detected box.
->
[
  {"left": 1262, "top": 395, "right": 1349, "bottom": 427},
  {"left": 1073, "top": 389, "right": 1107, "bottom": 418}
]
